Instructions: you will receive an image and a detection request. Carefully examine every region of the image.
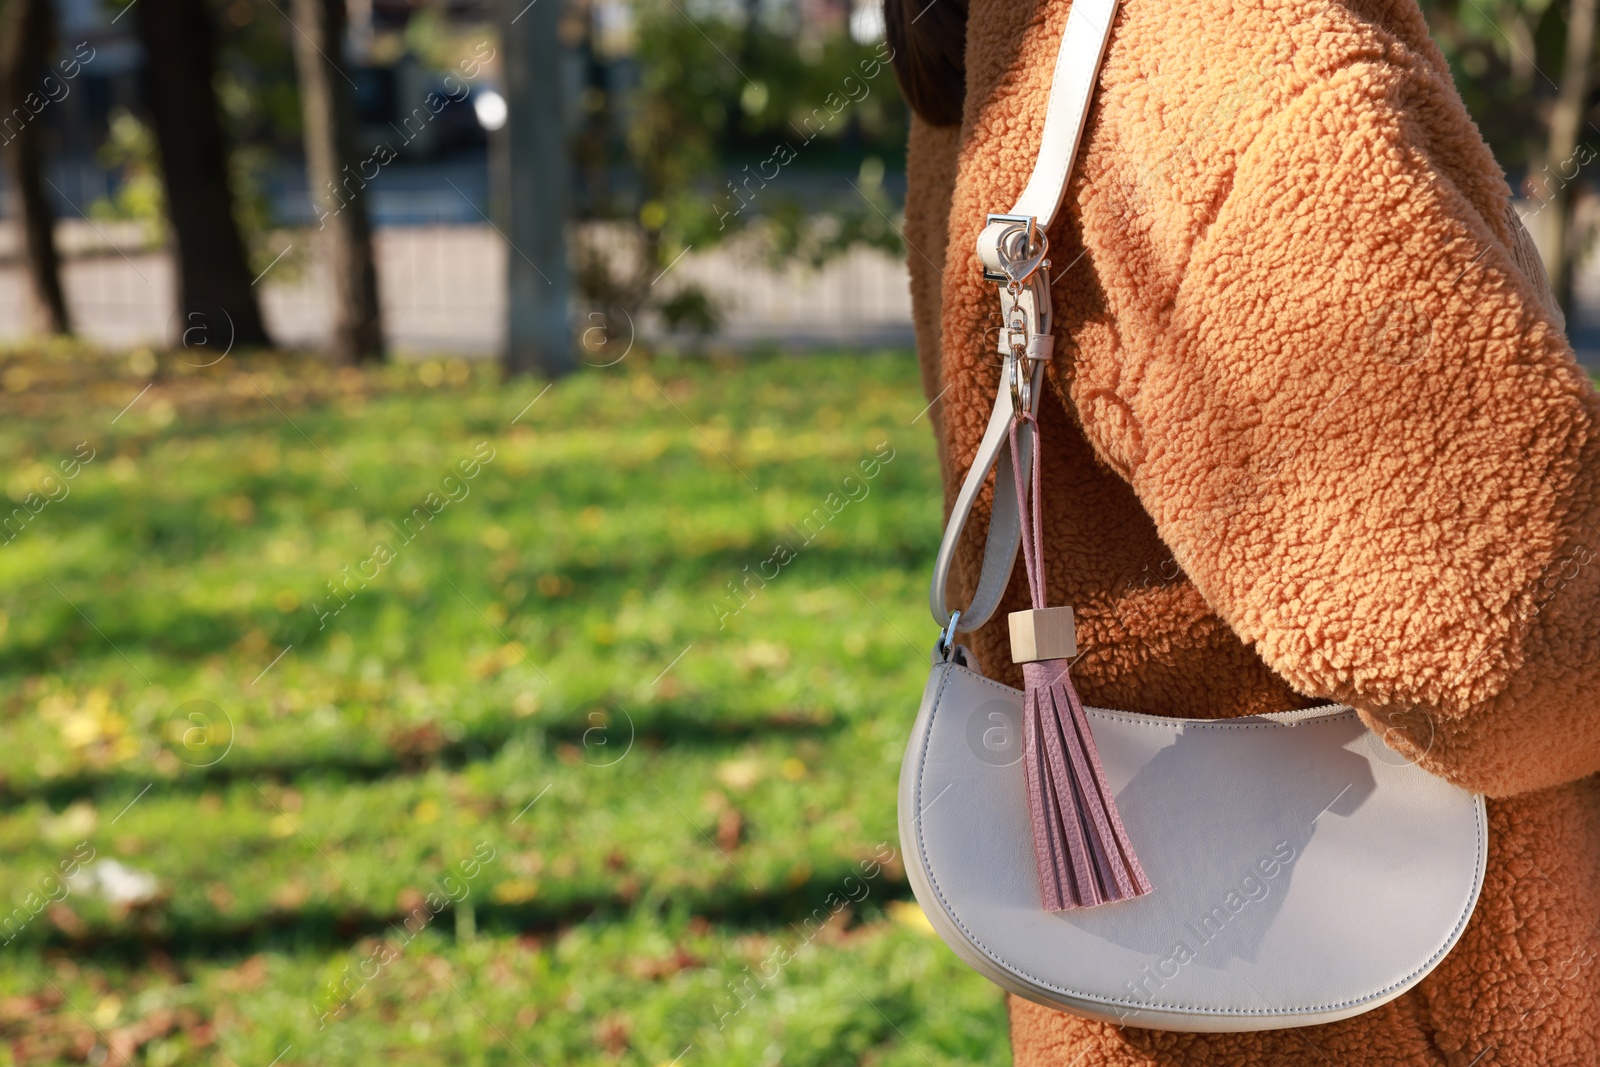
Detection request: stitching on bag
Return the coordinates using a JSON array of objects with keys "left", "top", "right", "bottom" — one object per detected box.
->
[{"left": 912, "top": 668, "right": 1488, "bottom": 1018}]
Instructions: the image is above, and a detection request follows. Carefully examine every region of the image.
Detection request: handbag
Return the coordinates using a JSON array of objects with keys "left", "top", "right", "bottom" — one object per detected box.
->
[{"left": 898, "top": 0, "right": 1487, "bottom": 1032}]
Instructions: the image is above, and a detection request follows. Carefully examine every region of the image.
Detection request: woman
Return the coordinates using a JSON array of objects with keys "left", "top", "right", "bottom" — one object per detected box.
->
[{"left": 885, "top": 0, "right": 1600, "bottom": 1063}]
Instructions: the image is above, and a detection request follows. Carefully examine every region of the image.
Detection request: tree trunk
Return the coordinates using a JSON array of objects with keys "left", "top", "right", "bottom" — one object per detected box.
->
[
  {"left": 501, "top": 0, "right": 574, "bottom": 377},
  {"left": 136, "top": 0, "right": 271, "bottom": 350},
  {"left": 290, "top": 0, "right": 383, "bottom": 363},
  {"left": 1537, "top": 0, "right": 1600, "bottom": 312},
  {"left": 1, "top": 0, "right": 69, "bottom": 335}
]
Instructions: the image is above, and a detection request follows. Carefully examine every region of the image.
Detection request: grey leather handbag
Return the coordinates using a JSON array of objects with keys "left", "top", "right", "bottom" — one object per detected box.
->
[{"left": 899, "top": 0, "right": 1487, "bottom": 1032}]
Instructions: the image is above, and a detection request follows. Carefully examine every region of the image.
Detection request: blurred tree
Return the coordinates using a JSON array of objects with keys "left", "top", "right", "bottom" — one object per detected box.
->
[
  {"left": 1537, "top": 0, "right": 1598, "bottom": 307},
  {"left": 502, "top": 0, "right": 575, "bottom": 377},
  {"left": 1423, "top": 0, "right": 1600, "bottom": 312},
  {"left": 211, "top": 0, "right": 309, "bottom": 285},
  {"left": 136, "top": 0, "right": 272, "bottom": 349},
  {"left": 94, "top": 9, "right": 300, "bottom": 281},
  {"left": 1, "top": 0, "right": 69, "bottom": 334},
  {"left": 291, "top": 0, "right": 384, "bottom": 363}
]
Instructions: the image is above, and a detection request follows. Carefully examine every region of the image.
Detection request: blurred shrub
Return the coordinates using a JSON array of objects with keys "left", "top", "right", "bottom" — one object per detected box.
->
[
  {"left": 568, "top": 0, "right": 909, "bottom": 345},
  {"left": 1422, "top": 0, "right": 1568, "bottom": 172},
  {"left": 90, "top": 110, "right": 166, "bottom": 246},
  {"left": 90, "top": 109, "right": 301, "bottom": 283}
]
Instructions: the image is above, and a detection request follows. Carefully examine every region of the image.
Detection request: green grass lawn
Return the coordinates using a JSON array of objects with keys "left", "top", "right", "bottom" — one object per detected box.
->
[{"left": 0, "top": 347, "right": 1009, "bottom": 1066}]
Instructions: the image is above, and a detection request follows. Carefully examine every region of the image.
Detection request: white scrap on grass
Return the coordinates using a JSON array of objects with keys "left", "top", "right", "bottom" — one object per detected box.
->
[{"left": 71, "top": 859, "right": 160, "bottom": 906}]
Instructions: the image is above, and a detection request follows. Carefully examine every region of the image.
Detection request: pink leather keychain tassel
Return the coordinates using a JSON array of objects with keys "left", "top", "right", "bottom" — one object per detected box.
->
[{"left": 1008, "top": 413, "right": 1152, "bottom": 911}]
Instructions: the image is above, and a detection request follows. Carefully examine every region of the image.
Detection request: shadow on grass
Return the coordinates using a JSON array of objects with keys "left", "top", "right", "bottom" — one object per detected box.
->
[
  {"left": 0, "top": 538, "right": 931, "bottom": 675},
  {"left": 0, "top": 709, "right": 846, "bottom": 810},
  {"left": 7, "top": 862, "right": 915, "bottom": 964}
]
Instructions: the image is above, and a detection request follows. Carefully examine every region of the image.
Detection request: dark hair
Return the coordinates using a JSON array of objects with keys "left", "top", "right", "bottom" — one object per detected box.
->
[{"left": 884, "top": 0, "right": 970, "bottom": 127}]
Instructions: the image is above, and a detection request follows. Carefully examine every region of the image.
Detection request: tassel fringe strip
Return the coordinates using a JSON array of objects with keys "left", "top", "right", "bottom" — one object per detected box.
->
[{"left": 1021, "top": 659, "right": 1153, "bottom": 911}]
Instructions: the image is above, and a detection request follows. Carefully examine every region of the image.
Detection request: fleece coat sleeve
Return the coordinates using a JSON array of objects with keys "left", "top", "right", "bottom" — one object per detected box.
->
[{"left": 1041, "top": 2, "right": 1600, "bottom": 798}]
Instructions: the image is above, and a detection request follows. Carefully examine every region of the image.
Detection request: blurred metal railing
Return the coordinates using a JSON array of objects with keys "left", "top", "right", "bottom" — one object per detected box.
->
[{"left": 0, "top": 221, "right": 914, "bottom": 355}]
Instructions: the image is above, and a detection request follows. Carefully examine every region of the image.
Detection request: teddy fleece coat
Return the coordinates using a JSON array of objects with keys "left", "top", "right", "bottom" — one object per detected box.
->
[{"left": 904, "top": 0, "right": 1600, "bottom": 1063}]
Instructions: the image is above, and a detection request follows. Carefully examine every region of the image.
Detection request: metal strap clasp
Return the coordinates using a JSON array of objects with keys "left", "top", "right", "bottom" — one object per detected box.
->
[{"left": 980, "top": 214, "right": 1051, "bottom": 419}]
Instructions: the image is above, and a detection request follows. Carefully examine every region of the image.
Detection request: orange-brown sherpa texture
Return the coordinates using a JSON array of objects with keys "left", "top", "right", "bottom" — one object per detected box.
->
[{"left": 904, "top": 0, "right": 1600, "bottom": 1063}]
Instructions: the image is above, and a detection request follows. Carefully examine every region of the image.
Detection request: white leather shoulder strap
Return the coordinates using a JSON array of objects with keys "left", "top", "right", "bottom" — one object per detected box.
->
[
  {"left": 930, "top": 0, "right": 1120, "bottom": 635},
  {"left": 1007, "top": 0, "right": 1122, "bottom": 229}
]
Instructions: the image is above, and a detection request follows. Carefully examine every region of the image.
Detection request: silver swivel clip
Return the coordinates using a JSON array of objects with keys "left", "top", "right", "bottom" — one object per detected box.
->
[
  {"left": 978, "top": 213, "right": 1052, "bottom": 419},
  {"left": 1007, "top": 296, "right": 1034, "bottom": 415}
]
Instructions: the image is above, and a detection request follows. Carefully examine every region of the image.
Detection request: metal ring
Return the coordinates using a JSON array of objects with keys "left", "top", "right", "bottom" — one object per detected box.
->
[
  {"left": 937, "top": 609, "right": 963, "bottom": 660},
  {"left": 1009, "top": 356, "right": 1029, "bottom": 415},
  {"left": 1001, "top": 225, "right": 1031, "bottom": 262}
]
